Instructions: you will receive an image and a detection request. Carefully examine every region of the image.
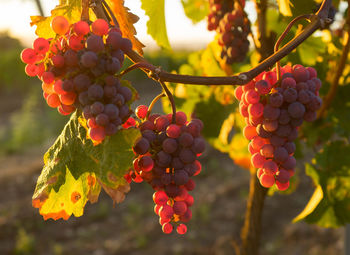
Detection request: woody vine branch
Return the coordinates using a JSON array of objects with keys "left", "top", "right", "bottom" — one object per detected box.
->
[{"left": 93, "top": 0, "right": 333, "bottom": 86}]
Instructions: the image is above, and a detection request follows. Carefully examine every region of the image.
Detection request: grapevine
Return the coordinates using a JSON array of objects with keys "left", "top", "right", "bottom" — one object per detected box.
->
[{"left": 16, "top": 1, "right": 345, "bottom": 254}]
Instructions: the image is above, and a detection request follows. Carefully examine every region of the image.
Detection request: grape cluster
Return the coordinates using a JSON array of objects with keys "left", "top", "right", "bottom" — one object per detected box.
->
[
  {"left": 125, "top": 106, "right": 205, "bottom": 234},
  {"left": 20, "top": 16, "right": 134, "bottom": 143},
  {"left": 234, "top": 65, "right": 322, "bottom": 190},
  {"left": 207, "top": 0, "right": 250, "bottom": 64}
]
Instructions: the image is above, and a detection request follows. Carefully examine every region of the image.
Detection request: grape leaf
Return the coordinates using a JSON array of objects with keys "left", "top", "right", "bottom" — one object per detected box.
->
[
  {"left": 277, "top": 0, "right": 293, "bottom": 16},
  {"left": 32, "top": 112, "right": 141, "bottom": 220},
  {"left": 181, "top": 0, "right": 209, "bottom": 24},
  {"left": 107, "top": 0, "right": 145, "bottom": 55},
  {"left": 30, "top": 0, "right": 81, "bottom": 39},
  {"left": 141, "top": 0, "right": 171, "bottom": 49},
  {"left": 294, "top": 140, "right": 350, "bottom": 227}
]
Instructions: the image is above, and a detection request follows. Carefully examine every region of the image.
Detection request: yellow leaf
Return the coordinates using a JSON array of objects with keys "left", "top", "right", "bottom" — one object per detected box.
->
[
  {"left": 30, "top": 2, "right": 81, "bottom": 39},
  {"left": 277, "top": 0, "right": 293, "bottom": 17},
  {"left": 293, "top": 185, "right": 324, "bottom": 222},
  {"left": 107, "top": 0, "right": 145, "bottom": 55}
]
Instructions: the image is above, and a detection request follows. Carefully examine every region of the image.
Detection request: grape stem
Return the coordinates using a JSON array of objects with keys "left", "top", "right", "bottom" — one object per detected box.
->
[
  {"left": 274, "top": 14, "right": 312, "bottom": 80},
  {"left": 147, "top": 93, "right": 166, "bottom": 119},
  {"left": 159, "top": 81, "right": 177, "bottom": 124},
  {"left": 118, "top": 62, "right": 156, "bottom": 78},
  {"left": 318, "top": 1, "right": 350, "bottom": 118}
]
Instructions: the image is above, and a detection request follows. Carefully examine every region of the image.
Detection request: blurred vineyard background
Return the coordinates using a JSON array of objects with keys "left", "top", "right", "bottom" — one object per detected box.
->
[{"left": 0, "top": 30, "right": 345, "bottom": 255}]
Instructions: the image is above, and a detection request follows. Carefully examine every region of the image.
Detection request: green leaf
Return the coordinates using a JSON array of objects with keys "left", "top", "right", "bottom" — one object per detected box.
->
[
  {"left": 277, "top": 0, "right": 293, "bottom": 16},
  {"left": 181, "top": 0, "right": 209, "bottom": 24},
  {"left": 294, "top": 141, "right": 350, "bottom": 227},
  {"left": 141, "top": 0, "right": 171, "bottom": 49},
  {"left": 298, "top": 36, "right": 326, "bottom": 66},
  {"left": 194, "top": 94, "right": 235, "bottom": 139},
  {"left": 32, "top": 112, "right": 141, "bottom": 220}
]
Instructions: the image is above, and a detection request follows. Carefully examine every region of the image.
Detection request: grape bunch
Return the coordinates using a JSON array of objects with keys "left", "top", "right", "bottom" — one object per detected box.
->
[
  {"left": 20, "top": 16, "right": 134, "bottom": 143},
  {"left": 207, "top": 0, "right": 250, "bottom": 64},
  {"left": 234, "top": 65, "right": 322, "bottom": 190},
  {"left": 124, "top": 106, "right": 205, "bottom": 234}
]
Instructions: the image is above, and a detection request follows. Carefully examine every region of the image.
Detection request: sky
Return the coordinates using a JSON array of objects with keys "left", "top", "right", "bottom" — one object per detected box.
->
[{"left": 0, "top": 0, "right": 218, "bottom": 50}]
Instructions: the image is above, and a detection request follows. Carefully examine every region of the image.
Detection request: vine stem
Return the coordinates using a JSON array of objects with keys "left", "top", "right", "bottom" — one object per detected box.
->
[
  {"left": 160, "top": 81, "right": 176, "bottom": 124},
  {"left": 318, "top": 2, "right": 350, "bottom": 118},
  {"left": 81, "top": 0, "right": 89, "bottom": 21},
  {"left": 274, "top": 14, "right": 312, "bottom": 80},
  {"left": 239, "top": 169, "right": 268, "bottom": 255},
  {"left": 147, "top": 93, "right": 165, "bottom": 119},
  {"left": 93, "top": 0, "right": 332, "bottom": 86}
]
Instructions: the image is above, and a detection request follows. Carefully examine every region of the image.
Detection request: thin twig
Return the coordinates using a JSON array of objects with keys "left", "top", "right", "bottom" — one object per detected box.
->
[
  {"left": 159, "top": 81, "right": 176, "bottom": 123},
  {"left": 274, "top": 14, "right": 312, "bottom": 80},
  {"left": 118, "top": 62, "right": 155, "bottom": 78},
  {"left": 147, "top": 93, "right": 165, "bottom": 119}
]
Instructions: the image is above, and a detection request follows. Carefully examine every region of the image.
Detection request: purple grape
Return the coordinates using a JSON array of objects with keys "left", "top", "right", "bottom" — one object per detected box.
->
[
  {"left": 73, "top": 74, "right": 91, "bottom": 92},
  {"left": 119, "top": 105, "right": 130, "bottom": 120},
  {"left": 275, "top": 124, "right": 292, "bottom": 138},
  {"left": 172, "top": 157, "right": 184, "bottom": 169},
  {"left": 263, "top": 105, "right": 280, "bottom": 120},
  {"left": 283, "top": 88, "right": 298, "bottom": 103},
  {"left": 284, "top": 142, "right": 296, "bottom": 154},
  {"left": 86, "top": 34, "right": 105, "bottom": 52},
  {"left": 134, "top": 137, "right": 150, "bottom": 155},
  {"left": 288, "top": 101, "right": 306, "bottom": 119},
  {"left": 90, "top": 101, "right": 104, "bottom": 115},
  {"left": 88, "top": 84, "right": 104, "bottom": 100},
  {"left": 179, "top": 148, "right": 196, "bottom": 164},
  {"left": 78, "top": 91, "right": 90, "bottom": 105},
  {"left": 157, "top": 151, "right": 172, "bottom": 167},
  {"left": 262, "top": 119, "right": 278, "bottom": 132},
  {"left": 174, "top": 170, "right": 189, "bottom": 185},
  {"left": 119, "top": 86, "right": 132, "bottom": 102},
  {"left": 191, "top": 137, "right": 205, "bottom": 154},
  {"left": 64, "top": 49, "right": 78, "bottom": 66},
  {"left": 104, "top": 104, "right": 119, "bottom": 120},
  {"left": 106, "top": 31, "right": 122, "bottom": 50},
  {"left": 105, "top": 123, "right": 118, "bottom": 136},
  {"left": 274, "top": 146, "right": 289, "bottom": 163},
  {"left": 162, "top": 138, "right": 178, "bottom": 154},
  {"left": 106, "top": 57, "right": 121, "bottom": 74},
  {"left": 161, "top": 173, "right": 172, "bottom": 185},
  {"left": 278, "top": 109, "right": 291, "bottom": 125},
  {"left": 80, "top": 51, "right": 98, "bottom": 68},
  {"left": 96, "top": 113, "right": 109, "bottom": 126},
  {"left": 104, "top": 85, "right": 117, "bottom": 98},
  {"left": 179, "top": 132, "right": 194, "bottom": 147},
  {"left": 269, "top": 92, "right": 284, "bottom": 107}
]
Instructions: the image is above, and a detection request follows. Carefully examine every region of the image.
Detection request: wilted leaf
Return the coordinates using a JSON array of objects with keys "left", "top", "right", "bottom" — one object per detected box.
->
[{"left": 277, "top": 0, "right": 293, "bottom": 16}]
